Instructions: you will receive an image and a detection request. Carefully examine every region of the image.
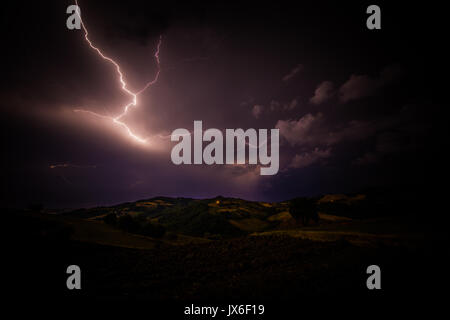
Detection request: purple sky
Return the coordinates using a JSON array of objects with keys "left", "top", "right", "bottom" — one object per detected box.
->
[{"left": 1, "top": 0, "right": 442, "bottom": 208}]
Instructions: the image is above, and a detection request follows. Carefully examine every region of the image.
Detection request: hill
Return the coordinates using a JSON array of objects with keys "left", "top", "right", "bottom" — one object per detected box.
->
[
  {"left": 56, "top": 192, "right": 423, "bottom": 246},
  {"left": 6, "top": 191, "right": 435, "bottom": 301}
]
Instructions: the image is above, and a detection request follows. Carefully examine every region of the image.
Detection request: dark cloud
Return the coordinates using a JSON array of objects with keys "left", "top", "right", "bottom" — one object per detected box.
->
[
  {"left": 353, "top": 116, "right": 423, "bottom": 166},
  {"left": 338, "top": 65, "right": 402, "bottom": 103},
  {"left": 310, "top": 81, "right": 335, "bottom": 105},
  {"left": 284, "top": 98, "right": 298, "bottom": 111},
  {"left": 276, "top": 113, "right": 376, "bottom": 150},
  {"left": 289, "top": 148, "right": 332, "bottom": 169},
  {"left": 270, "top": 100, "right": 280, "bottom": 111},
  {"left": 282, "top": 64, "right": 303, "bottom": 82}
]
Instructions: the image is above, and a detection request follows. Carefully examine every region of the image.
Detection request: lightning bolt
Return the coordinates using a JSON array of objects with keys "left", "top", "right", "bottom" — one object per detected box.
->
[{"left": 73, "top": 0, "right": 161, "bottom": 144}]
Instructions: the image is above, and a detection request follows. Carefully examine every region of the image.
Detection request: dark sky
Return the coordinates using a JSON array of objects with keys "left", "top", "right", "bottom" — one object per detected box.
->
[{"left": 1, "top": 1, "right": 445, "bottom": 208}]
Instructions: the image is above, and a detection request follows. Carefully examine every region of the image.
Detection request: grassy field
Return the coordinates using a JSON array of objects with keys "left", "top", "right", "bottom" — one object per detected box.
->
[{"left": 6, "top": 193, "right": 440, "bottom": 301}]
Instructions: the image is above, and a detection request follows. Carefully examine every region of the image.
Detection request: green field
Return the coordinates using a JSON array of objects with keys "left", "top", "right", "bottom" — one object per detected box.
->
[{"left": 7, "top": 193, "right": 438, "bottom": 300}]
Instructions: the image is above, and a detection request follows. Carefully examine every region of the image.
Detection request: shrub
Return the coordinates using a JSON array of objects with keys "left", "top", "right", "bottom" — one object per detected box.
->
[
  {"left": 289, "top": 197, "right": 319, "bottom": 226},
  {"left": 103, "top": 212, "right": 117, "bottom": 226},
  {"left": 117, "top": 214, "right": 140, "bottom": 233},
  {"left": 141, "top": 222, "right": 166, "bottom": 238}
]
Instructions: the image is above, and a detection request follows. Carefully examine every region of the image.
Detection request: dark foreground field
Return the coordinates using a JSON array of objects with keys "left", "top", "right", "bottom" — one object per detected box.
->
[
  {"left": 4, "top": 193, "right": 447, "bottom": 316},
  {"left": 5, "top": 215, "right": 442, "bottom": 303}
]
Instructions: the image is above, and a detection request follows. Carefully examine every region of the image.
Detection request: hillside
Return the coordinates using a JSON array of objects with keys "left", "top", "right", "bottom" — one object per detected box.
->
[
  {"left": 7, "top": 191, "right": 435, "bottom": 302},
  {"left": 55, "top": 192, "right": 424, "bottom": 248}
]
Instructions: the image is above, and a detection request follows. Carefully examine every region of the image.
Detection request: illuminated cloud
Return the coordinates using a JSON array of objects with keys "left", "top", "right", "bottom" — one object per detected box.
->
[
  {"left": 49, "top": 163, "right": 97, "bottom": 169},
  {"left": 275, "top": 113, "right": 323, "bottom": 146},
  {"left": 252, "top": 104, "right": 264, "bottom": 118}
]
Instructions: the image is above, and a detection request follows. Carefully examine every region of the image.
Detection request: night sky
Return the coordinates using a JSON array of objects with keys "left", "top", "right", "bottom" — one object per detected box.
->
[{"left": 1, "top": 1, "right": 445, "bottom": 208}]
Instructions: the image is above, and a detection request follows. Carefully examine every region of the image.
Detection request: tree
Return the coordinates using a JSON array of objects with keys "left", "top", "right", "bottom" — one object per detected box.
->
[
  {"left": 289, "top": 198, "right": 319, "bottom": 226},
  {"left": 141, "top": 222, "right": 166, "bottom": 238},
  {"left": 103, "top": 212, "right": 117, "bottom": 226},
  {"left": 117, "top": 214, "right": 139, "bottom": 233}
]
